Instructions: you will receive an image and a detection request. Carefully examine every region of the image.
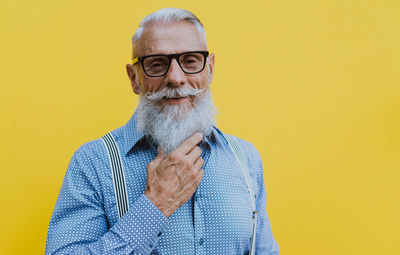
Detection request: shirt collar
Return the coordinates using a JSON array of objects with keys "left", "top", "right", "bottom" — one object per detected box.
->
[
  {"left": 122, "top": 111, "right": 146, "bottom": 156},
  {"left": 122, "top": 111, "right": 219, "bottom": 156}
]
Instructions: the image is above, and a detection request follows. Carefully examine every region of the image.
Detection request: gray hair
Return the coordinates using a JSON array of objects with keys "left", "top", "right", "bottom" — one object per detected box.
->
[{"left": 131, "top": 8, "right": 207, "bottom": 52}]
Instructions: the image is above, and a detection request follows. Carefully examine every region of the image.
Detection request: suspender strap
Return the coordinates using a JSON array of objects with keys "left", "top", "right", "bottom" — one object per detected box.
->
[
  {"left": 101, "top": 132, "right": 256, "bottom": 251},
  {"left": 225, "top": 134, "right": 258, "bottom": 255},
  {"left": 101, "top": 132, "right": 129, "bottom": 218}
]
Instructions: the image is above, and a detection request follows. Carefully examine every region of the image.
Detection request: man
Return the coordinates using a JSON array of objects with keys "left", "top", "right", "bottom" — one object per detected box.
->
[{"left": 46, "top": 8, "right": 279, "bottom": 254}]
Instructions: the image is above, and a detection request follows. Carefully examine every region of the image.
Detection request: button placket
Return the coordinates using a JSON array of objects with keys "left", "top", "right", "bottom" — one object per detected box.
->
[
  {"left": 194, "top": 196, "right": 206, "bottom": 254},
  {"left": 193, "top": 141, "right": 210, "bottom": 254}
]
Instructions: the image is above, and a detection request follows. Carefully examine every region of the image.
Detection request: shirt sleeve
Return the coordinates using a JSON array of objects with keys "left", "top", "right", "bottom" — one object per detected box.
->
[
  {"left": 244, "top": 142, "right": 280, "bottom": 255},
  {"left": 45, "top": 145, "right": 169, "bottom": 255}
]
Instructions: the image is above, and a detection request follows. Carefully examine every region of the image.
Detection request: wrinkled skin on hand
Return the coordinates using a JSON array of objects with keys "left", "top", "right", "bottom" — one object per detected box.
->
[{"left": 145, "top": 132, "right": 204, "bottom": 218}]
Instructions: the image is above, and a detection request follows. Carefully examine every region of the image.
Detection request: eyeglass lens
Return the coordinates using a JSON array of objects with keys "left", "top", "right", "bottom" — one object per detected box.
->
[{"left": 143, "top": 52, "right": 205, "bottom": 76}]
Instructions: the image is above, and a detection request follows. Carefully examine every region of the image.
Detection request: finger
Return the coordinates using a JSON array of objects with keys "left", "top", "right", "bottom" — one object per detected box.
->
[
  {"left": 194, "top": 168, "right": 204, "bottom": 185},
  {"left": 198, "top": 169, "right": 204, "bottom": 180},
  {"left": 186, "top": 146, "right": 202, "bottom": 165},
  {"left": 192, "top": 156, "right": 204, "bottom": 172},
  {"left": 154, "top": 146, "right": 165, "bottom": 163},
  {"left": 174, "top": 132, "right": 203, "bottom": 155},
  {"left": 182, "top": 155, "right": 203, "bottom": 181},
  {"left": 146, "top": 165, "right": 154, "bottom": 186},
  {"left": 148, "top": 147, "right": 164, "bottom": 170},
  {"left": 158, "top": 146, "right": 165, "bottom": 157}
]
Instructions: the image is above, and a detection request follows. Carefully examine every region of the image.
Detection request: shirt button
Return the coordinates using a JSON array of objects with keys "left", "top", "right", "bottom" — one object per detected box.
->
[
  {"left": 199, "top": 237, "right": 204, "bottom": 245},
  {"left": 157, "top": 232, "right": 162, "bottom": 237},
  {"left": 194, "top": 196, "right": 198, "bottom": 202}
]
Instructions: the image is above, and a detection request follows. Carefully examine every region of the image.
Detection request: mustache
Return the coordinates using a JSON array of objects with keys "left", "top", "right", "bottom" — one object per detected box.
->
[{"left": 144, "top": 87, "right": 205, "bottom": 101}]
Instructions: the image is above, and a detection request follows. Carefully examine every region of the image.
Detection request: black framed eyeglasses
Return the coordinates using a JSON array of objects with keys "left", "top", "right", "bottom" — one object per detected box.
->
[{"left": 132, "top": 51, "right": 209, "bottom": 77}]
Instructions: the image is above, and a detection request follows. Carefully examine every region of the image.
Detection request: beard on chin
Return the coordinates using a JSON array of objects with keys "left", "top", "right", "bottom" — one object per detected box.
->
[{"left": 136, "top": 86, "right": 216, "bottom": 155}]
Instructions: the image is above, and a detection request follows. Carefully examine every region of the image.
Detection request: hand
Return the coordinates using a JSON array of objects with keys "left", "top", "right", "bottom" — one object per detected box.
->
[{"left": 145, "top": 132, "right": 204, "bottom": 218}]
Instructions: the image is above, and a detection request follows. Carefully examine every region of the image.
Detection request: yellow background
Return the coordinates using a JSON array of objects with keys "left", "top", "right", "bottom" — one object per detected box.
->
[{"left": 1, "top": 0, "right": 399, "bottom": 254}]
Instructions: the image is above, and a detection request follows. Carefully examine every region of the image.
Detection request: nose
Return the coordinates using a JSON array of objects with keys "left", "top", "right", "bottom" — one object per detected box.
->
[{"left": 165, "top": 58, "right": 185, "bottom": 87}]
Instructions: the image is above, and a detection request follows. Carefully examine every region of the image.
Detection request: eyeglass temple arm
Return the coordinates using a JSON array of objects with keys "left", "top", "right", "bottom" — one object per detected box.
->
[{"left": 132, "top": 57, "right": 139, "bottom": 65}]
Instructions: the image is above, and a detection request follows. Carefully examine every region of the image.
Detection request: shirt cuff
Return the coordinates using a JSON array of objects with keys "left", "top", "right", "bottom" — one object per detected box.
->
[{"left": 112, "top": 194, "right": 169, "bottom": 254}]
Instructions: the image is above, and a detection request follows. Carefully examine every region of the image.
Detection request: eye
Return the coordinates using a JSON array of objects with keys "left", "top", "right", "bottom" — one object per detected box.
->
[
  {"left": 144, "top": 57, "right": 169, "bottom": 72},
  {"left": 181, "top": 54, "right": 202, "bottom": 66},
  {"left": 149, "top": 61, "right": 163, "bottom": 68},
  {"left": 185, "top": 59, "right": 198, "bottom": 64}
]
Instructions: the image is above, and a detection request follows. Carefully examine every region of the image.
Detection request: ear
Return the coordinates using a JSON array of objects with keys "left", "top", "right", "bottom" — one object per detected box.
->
[
  {"left": 206, "top": 53, "right": 215, "bottom": 85},
  {"left": 126, "top": 64, "right": 141, "bottom": 95}
]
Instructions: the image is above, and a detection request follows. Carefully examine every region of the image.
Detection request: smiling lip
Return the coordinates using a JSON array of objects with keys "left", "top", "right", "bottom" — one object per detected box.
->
[{"left": 164, "top": 96, "right": 190, "bottom": 105}]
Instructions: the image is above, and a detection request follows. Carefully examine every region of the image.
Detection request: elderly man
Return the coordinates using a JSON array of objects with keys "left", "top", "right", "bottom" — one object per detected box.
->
[{"left": 46, "top": 8, "right": 279, "bottom": 255}]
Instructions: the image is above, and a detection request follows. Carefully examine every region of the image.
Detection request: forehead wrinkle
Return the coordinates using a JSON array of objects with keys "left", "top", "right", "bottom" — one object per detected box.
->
[{"left": 132, "top": 22, "right": 208, "bottom": 58}]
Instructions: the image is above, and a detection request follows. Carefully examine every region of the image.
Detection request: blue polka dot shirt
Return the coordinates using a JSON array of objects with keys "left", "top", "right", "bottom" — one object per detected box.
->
[{"left": 46, "top": 112, "right": 279, "bottom": 254}]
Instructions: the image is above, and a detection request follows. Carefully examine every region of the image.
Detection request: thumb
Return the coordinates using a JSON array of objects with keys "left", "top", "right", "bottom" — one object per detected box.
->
[
  {"left": 150, "top": 147, "right": 164, "bottom": 167},
  {"left": 156, "top": 146, "right": 165, "bottom": 160},
  {"left": 147, "top": 147, "right": 164, "bottom": 185}
]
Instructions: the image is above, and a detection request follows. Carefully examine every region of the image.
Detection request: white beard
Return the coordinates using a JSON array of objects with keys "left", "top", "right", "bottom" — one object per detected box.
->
[{"left": 136, "top": 87, "right": 216, "bottom": 155}]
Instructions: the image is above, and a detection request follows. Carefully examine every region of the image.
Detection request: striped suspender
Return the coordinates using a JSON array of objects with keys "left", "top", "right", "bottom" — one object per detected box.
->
[
  {"left": 225, "top": 134, "right": 258, "bottom": 255},
  {"left": 101, "top": 133, "right": 129, "bottom": 218}
]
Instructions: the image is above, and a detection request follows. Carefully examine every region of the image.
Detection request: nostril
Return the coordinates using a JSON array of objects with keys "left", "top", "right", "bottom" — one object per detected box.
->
[{"left": 166, "top": 80, "right": 185, "bottom": 87}]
